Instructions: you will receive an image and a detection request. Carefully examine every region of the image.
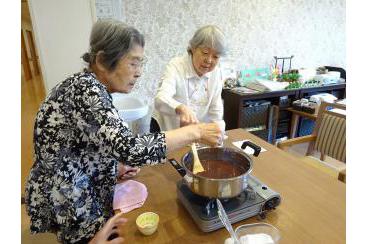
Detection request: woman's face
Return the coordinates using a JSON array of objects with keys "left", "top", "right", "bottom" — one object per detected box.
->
[
  {"left": 191, "top": 46, "right": 220, "bottom": 77},
  {"left": 106, "top": 44, "right": 145, "bottom": 93}
]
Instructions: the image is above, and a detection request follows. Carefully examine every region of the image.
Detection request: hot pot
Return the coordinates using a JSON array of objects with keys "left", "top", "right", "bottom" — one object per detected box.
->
[{"left": 170, "top": 141, "right": 261, "bottom": 199}]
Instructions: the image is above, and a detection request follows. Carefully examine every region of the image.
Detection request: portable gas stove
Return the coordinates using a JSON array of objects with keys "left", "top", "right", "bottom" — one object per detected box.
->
[{"left": 176, "top": 174, "right": 281, "bottom": 232}]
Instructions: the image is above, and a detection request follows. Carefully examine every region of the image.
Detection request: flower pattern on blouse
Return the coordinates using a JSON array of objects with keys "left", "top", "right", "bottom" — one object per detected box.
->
[{"left": 25, "top": 71, "right": 167, "bottom": 243}]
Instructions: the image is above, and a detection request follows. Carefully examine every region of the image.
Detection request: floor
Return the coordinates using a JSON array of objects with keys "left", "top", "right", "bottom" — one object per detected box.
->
[{"left": 21, "top": 74, "right": 45, "bottom": 195}]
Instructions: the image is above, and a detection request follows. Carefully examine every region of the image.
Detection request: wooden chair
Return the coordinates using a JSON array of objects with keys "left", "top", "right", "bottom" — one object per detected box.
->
[{"left": 278, "top": 101, "right": 346, "bottom": 183}]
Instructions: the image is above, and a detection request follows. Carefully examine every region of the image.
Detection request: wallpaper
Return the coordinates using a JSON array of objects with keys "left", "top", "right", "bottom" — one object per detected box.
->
[{"left": 120, "top": 0, "right": 345, "bottom": 133}]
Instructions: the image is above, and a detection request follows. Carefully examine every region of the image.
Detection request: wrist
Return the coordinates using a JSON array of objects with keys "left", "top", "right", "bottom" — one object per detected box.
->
[{"left": 191, "top": 123, "right": 203, "bottom": 142}]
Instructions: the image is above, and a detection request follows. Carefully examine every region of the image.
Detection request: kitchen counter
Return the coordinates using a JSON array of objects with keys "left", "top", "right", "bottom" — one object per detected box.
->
[{"left": 118, "top": 129, "right": 345, "bottom": 243}]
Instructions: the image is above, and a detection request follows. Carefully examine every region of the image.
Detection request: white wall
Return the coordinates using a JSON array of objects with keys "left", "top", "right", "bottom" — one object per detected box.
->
[
  {"left": 28, "top": 0, "right": 94, "bottom": 92},
  {"left": 123, "top": 0, "right": 345, "bottom": 133},
  {"left": 28, "top": 0, "right": 345, "bottom": 133},
  {"left": 125, "top": 0, "right": 346, "bottom": 105}
]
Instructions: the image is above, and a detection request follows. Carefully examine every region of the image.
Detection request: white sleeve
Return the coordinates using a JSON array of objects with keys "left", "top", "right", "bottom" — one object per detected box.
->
[
  {"left": 207, "top": 75, "right": 225, "bottom": 130},
  {"left": 154, "top": 61, "right": 183, "bottom": 115}
]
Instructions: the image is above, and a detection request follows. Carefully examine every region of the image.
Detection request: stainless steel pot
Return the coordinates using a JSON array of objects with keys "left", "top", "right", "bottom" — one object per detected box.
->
[{"left": 170, "top": 141, "right": 261, "bottom": 199}]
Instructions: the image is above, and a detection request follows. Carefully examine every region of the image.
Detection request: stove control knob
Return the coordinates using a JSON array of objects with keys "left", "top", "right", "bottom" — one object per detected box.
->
[{"left": 264, "top": 197, "right": 281, "bottom": 210}]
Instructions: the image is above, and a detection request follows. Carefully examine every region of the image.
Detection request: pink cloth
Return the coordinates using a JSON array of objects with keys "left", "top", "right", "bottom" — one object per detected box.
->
[{"left": 113, "top": 180, "right": 148, "bottom": 213}]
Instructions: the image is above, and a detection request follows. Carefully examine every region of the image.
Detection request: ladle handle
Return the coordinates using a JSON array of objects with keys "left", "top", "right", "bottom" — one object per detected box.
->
[
  {"left": 191, "top": 143, "right": 200, "bottom": 161},
  {"left": 217, "top": 199, "right": 240, "bottom": 244},
  {"left": 241, "top": 141, "right": 261, "bottom": 157}
]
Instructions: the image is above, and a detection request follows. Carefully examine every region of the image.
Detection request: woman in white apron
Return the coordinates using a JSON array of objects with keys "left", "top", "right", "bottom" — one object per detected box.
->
[{"left": 154, "top": 25, "right": 227, "bottom": 133}]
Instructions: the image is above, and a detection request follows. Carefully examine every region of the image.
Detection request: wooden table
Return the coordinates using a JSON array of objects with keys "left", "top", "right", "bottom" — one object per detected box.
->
[{"left": 119, "top": 129, "right": 346, "bottom": 243}]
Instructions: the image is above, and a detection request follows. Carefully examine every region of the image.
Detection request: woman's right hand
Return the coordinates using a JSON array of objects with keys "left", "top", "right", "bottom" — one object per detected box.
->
[
  {"left": 196, "top": 122, "right": 222, "bottom": 147},
  {"left": 175, "top": 104, "right": 199, "bottom": 127},
  {"left": 117, "top": 164, "right": 140, "bottom": 182},
  {"left": 164, "top": 122, "right": 222, "bottom": 152}
]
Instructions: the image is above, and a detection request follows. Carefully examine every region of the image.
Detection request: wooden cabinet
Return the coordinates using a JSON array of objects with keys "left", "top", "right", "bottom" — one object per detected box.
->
[{"left": 222, "top": 83, "right": 346, "bottom": 142}]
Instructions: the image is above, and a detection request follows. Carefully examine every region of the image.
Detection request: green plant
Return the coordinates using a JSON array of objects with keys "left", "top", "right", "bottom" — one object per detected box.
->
[
  {"left": 280, "top": 73, "right": 301, "bottom": 83},
  {"left": 285, "top": 81, "right": 302, "bottom": 90}
]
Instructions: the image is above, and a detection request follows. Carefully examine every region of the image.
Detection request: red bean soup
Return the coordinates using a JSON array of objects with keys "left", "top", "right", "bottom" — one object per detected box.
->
[{"left": 195, "top": 159, "right": 247, "bottom": 179}]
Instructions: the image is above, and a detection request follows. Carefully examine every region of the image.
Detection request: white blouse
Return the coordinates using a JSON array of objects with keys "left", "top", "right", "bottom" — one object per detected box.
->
[{"left": 154, "top": 53, "right": 225, "bottom": 131}]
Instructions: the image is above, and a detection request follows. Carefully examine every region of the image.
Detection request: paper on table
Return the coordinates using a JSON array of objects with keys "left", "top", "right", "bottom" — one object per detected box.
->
[
  {"left": 113, "top": 180, "right": 148, "bottom": 213},
  {"left": 232, "top": 140, "right": 267, "bottom": 155}
]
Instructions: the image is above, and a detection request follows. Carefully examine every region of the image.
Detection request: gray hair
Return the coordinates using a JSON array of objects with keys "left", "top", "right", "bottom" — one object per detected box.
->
[
  {"left": 187, "top": 25, "right": 227, "bottom": 56},
  {"left": 82, "top": 19, "right": 145, "bottom": 71}
]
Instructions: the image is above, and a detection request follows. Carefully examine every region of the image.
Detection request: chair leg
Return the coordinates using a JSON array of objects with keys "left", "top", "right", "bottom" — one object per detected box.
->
[
  {"left": 289, "top": 114, "right": 299, "bottom": 139},
  {"left": 271, "top": 105, "right": 279, "bottom": 144},
  {"left": 320, "top": 153, "right": 326, "bottom": 161},
  {"left": 306, "top": 141, "right": 315, "bottom": 156},
  {"left": 338, "top": 170, "right": 346, "bottom": 183}
]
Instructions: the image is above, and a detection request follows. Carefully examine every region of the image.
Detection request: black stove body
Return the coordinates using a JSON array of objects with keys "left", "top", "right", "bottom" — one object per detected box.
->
[{"left": 176, "top": 174, "right": 281, "bottom": 232}]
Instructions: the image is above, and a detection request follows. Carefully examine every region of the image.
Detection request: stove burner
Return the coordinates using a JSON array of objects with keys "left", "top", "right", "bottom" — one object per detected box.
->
[
  {"left": 203, "top": 190, "right": 255, "bottom": 216},
  {"left": 205, "top": 198, "right": 216, "bottom": 216},
  {"left": 177, "top": 174, "right": 281, "bottom": 232}
]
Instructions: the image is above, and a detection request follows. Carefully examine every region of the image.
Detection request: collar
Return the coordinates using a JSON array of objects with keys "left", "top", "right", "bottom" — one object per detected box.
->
[{"left": 84, "top": 69, "right": 108, "bottom": 91}]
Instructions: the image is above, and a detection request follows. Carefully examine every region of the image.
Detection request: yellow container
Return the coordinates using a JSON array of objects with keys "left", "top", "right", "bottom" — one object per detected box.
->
[{"left": 136, "top": 212, "right": 159, "bottom": 236}]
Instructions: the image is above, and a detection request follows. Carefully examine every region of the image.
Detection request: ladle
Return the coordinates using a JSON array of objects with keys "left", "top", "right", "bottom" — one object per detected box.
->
[
  {"left": 217, "top": 199, "right": 240, "bottom": 244},
  {"left": 191, "top": 143, "right": 204, "bottom": 174}
]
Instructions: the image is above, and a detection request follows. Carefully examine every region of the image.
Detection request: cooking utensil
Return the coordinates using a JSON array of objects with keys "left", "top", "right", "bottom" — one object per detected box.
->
[
  {"left": 191, "top": 143, "right": 204, "bottom": 174},
  {"left": 170, "top": 141, "right": 261, "bottom": 199},
  {"left": 217, "top": 199, "right": 240, "bottom": 244}
]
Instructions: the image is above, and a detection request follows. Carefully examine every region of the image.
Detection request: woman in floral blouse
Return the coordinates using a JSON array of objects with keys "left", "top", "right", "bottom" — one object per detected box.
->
[{"left": 25, "top": 19, "right": 222, "bottom": 243}]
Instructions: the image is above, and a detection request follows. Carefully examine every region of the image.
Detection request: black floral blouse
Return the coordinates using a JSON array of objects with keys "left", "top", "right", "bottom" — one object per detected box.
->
[{"left": 25, "top": 71, "right": 167, "bottom": 243}]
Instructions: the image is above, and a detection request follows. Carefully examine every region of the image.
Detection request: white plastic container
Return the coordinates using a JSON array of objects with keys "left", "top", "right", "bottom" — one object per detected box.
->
[
  {"left": 224, "top": 222, "right": 281, "bottom": 244},
  {"left": 111, "top": 93, "right": 148, "bottom": 122}
]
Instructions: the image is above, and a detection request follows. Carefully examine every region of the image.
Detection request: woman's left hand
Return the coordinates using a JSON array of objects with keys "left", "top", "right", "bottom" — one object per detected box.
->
[
  {"left": 117, "top": 164, "right": 140, "bottom": 181},
  {"left": 89, "top": 212, "right": 127, "bottom": 244}
]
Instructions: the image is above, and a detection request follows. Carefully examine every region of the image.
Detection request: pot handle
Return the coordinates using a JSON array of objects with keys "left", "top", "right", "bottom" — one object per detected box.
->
[
  {"left": 241, "top": 141, "right": 261, "bottom": 157},
  {"left": 168, "top": 158, "right": 187, "bottom": 177}
]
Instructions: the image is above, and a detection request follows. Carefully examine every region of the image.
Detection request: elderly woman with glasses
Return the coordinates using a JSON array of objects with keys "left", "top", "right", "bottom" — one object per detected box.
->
[
  {"left": 154, "top": 25, "right": 227, "bottom": 132},
  {"left": 25, "top": 20, "right": 222, "bottom": 243}
]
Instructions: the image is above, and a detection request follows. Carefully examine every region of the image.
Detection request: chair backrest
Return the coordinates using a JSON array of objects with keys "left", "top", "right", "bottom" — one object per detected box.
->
[
  {"left": 324, "top": 66, "right": 346, "bottom": 80},
  {"left": 307, "top": 101, "right": 346, "bottom": 162}
]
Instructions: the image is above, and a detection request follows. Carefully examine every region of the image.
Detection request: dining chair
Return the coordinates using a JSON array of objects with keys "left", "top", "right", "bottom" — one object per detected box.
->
[{"left": 277, "top": 101, "right": 346, "bottom": 183}]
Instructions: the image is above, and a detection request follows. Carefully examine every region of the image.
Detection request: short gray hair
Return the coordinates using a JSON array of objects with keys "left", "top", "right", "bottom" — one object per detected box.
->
[
  {"left": 82, "top": 19, "right": 145, "bottom": 71},
  {"left": 187, "top": 25, "right": 227, "bottom": 56}
]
